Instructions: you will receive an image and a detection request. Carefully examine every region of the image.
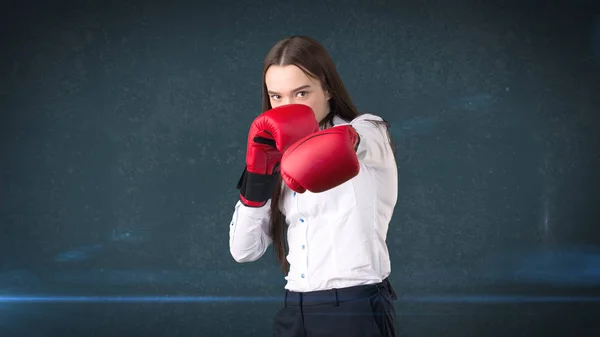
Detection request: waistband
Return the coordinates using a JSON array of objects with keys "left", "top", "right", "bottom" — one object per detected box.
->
[{"left": 284, "top": 277, "right": 398, "bottom": 307}]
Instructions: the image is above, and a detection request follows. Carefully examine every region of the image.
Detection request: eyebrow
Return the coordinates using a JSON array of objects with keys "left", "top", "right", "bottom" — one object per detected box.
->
[{"left": 267, "top": 85, "right": 311, "bottom": 95}]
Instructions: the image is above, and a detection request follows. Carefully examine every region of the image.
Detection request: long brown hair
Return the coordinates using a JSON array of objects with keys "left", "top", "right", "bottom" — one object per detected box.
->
[{"left": 261, "top": 36, "right": 394, "bottom": 274}]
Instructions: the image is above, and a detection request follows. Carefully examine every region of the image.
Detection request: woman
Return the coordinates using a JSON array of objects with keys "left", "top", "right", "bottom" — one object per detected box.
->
[{"left": 229, "top": 36, "right": 398, "bottom": 337}]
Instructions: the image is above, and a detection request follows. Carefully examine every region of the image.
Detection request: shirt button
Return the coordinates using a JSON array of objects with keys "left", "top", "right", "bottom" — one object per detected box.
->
[
  {"left": 301, "top": 273, "right": 305, "bottom": 278},
  {"left": 299, "top": 218, "right": 304, "bottom": 223},
  {"left": 301, "top": 244, "right": 305, "bottom": 249},
  {"left": 293, "top": 192, "right": 296, "bottom": 197}
]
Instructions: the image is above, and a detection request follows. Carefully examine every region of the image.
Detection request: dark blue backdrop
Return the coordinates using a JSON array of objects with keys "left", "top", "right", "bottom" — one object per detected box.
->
[{"left": 1, "top": 0, "right": 599, "bottom": 336}]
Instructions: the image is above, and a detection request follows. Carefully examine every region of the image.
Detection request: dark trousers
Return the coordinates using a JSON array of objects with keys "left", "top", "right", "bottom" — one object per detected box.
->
[{"left": 273, "top": 278, "right": 398, "bottom": 337}]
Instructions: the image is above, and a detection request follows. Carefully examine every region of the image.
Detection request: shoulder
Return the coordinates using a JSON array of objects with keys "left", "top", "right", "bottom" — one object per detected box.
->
[
  {"left": 333, "top": 113, "right": 391, "bottom": 146},
  {"left": 332, "top": 113, "right": 387, "bottom": 126},
  {"left": 347, "top": 113, "right": 390, "bottom": 136},
  {"left": 352, "top": 113, "right": 386, "bottom": 125}
]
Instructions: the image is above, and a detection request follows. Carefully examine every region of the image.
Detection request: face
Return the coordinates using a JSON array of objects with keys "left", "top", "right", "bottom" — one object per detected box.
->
[{"left": 265, "top": 65, "right": 331, "bottom": 123}]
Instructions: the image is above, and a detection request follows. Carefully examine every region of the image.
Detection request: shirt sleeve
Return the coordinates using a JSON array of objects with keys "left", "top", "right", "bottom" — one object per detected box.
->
[
  {"left": 335, "top": 114, "right": 393, "bottom": 168},
  {"left": 228, "top": 199, "right": 272, "bottom": 263}
]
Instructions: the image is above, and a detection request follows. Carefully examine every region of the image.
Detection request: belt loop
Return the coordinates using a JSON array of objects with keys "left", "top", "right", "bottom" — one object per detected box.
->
[
  {"left": 284, "top": 290, "right": 288, "bottom": 308},
  {"left": 334, "top": 288, "right": 339, "bottom": 306}
]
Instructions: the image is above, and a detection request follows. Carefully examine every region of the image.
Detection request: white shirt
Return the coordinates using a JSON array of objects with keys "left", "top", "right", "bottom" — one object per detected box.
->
[{"left": 229, "top": 113, "right": 398, "bottom": 292}]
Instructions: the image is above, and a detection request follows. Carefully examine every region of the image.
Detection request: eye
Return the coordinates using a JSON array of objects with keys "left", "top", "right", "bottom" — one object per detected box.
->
[
  {"left": 296, "top": 91, "right": 308, "bottom": 97},
  {"left": 270, "top": 94, "right": 281, "bottom": 100}
]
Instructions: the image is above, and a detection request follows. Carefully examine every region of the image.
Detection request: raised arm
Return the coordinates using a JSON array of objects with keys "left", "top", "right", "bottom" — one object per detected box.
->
[
  {"left": 230, "top": 104, "right": 320, "bottom": 262},
  {"left": 280, "top": 113, "right": 393, "bottom": 193}
]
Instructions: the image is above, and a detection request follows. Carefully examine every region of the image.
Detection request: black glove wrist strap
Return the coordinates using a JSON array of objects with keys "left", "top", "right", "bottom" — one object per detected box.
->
[{"left": 237, "top": 166, "right": 279, "bottom": 203}]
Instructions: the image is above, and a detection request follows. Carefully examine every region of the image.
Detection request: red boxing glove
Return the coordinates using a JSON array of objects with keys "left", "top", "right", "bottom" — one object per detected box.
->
[
  {"left": 280, "top": 125, "right": 361, "bottom": 193},
  {"left": 238, "top": 104, "right": 320, "bottom": 207},
  {"left": 247, "top": 104, "right": 320, "bottom": 154}
]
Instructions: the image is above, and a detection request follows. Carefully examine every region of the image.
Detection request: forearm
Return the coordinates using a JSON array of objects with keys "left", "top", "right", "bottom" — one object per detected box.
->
[{"left": 229, "top": 200, "right": 272, "bottom": 262}]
